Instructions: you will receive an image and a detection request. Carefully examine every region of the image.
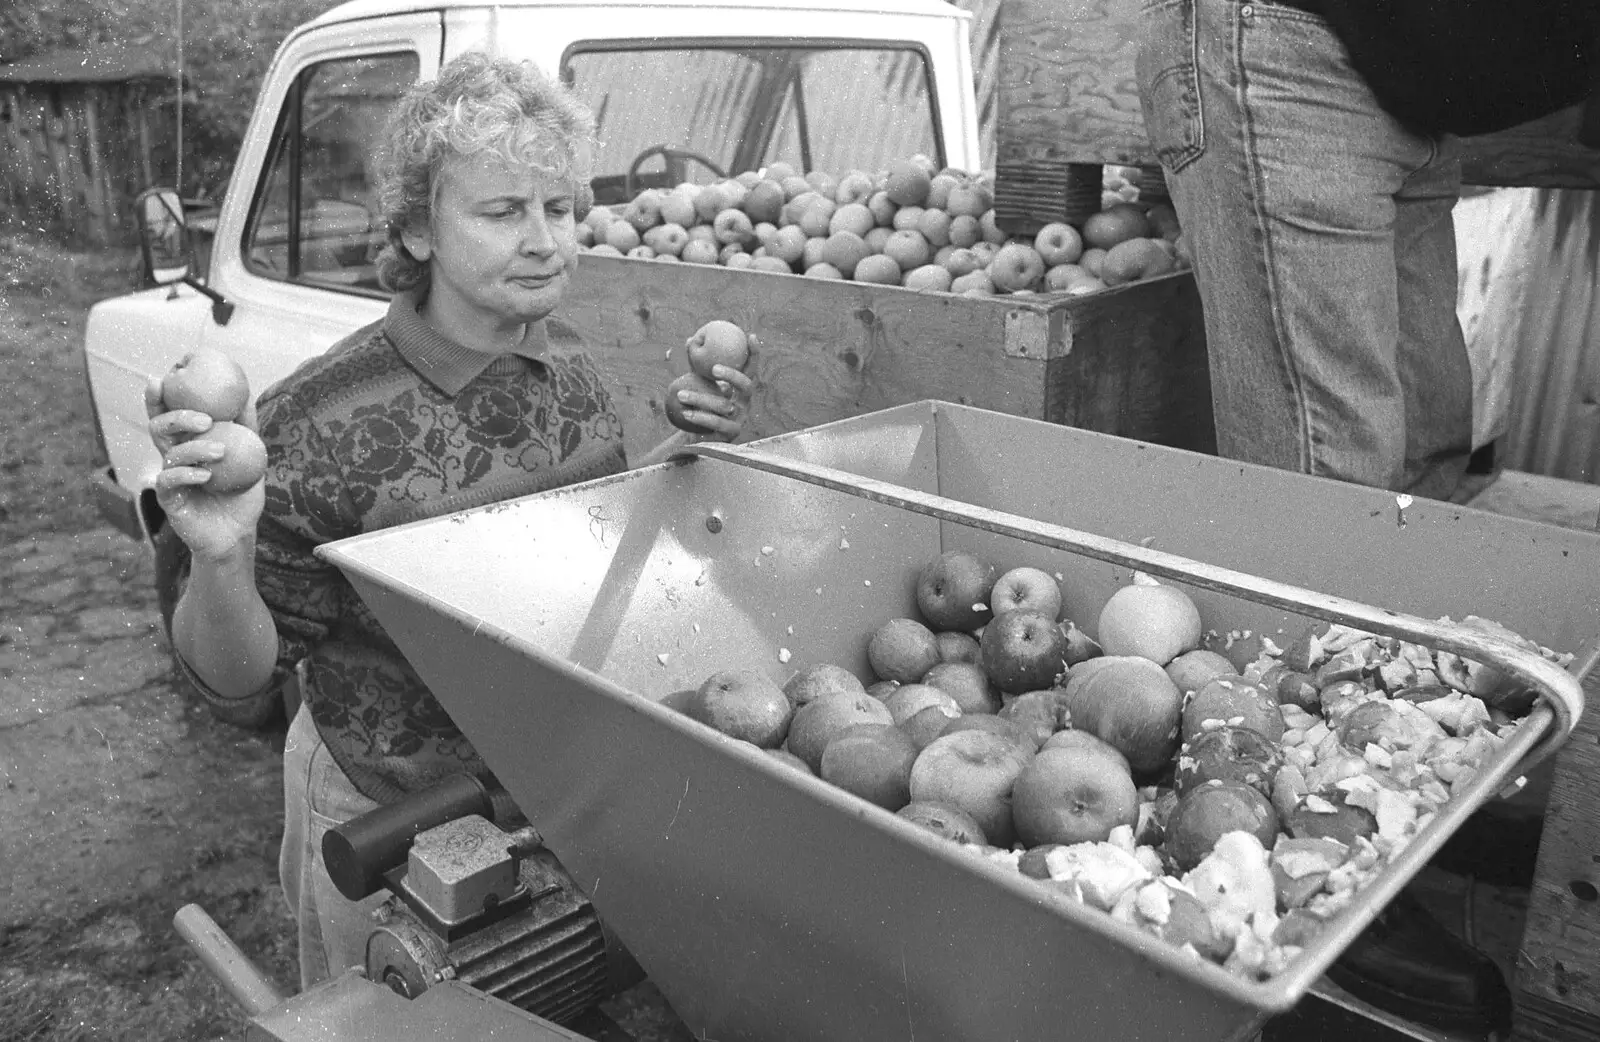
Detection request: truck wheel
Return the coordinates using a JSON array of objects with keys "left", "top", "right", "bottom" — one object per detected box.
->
[{"left": 152, "top": 521, "right": 287, "bottom": 732}]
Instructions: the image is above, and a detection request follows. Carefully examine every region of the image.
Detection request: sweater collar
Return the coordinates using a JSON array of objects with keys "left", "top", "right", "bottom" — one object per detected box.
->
[{"left": 384, "top": 287, "right": 550, "bottom": 396}]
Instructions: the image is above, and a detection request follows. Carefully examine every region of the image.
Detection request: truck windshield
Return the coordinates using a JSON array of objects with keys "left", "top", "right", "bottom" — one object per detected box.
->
[{"left": 563, "top": 43, "right": 942, "bottom": 205}]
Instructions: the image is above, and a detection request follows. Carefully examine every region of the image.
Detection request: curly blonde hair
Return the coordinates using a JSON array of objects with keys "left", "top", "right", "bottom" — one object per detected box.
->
[{"left": 375, "top": 51, "right": 597, "bottom": 292}]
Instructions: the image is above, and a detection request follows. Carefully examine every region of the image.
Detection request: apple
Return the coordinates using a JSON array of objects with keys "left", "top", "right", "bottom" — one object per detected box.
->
[
  {"left": 1163, "top": 779, "right": 1279, "bottom": 872},
  {"left": 162, "top": 347, "right": 251, "bottom": 422},
  {"left": 805, "top": 262, "right": 844, "bottom": 280},
  {"left": 926, "top": 173, "right": 962, "bottom": 212},
  {"left": 603, "top": 220, "right": 642, "bottom": 253},
  {"left": 780, "top": 176, "right": 814, "bottom": 202},
  {"left": 1040, "top": 728, "right": 1132, "bottom": 775},
  {"left": 804, "top": 170, "right": 839, "bottom": 199},
  {"left": 1181, "top": 674, "right": 1284, "bottom": 745},
  {"left": 782, "top": 662, "right": 867, "bottom": 707},
  {"left": 1082, "top": 203, "right": 1150, "bottom": 250},
  {"left": 941, "top": 247, "right": 983, "bottom": 278},
  {"left": 980, "top": 609, "right": 1068, "bottom": 695},
  {"left": 867, "top": 617, "right": 942, "bottom": 684},
  {"left": 724, "top": 252, "right": 753, "bottom": 270},
  {"left": 909, "top": 730, "right": 1034, "bottom": 847},
  {"left": 685, "top": 319, "right": 751, "bottom": 380},
  {"left": 884, "top": 158, "right": 932, "bottom": 206},
  {"left": 990, "top": 566, "right": 1063, "bottom": 621},
  {"left": 852, "top": 254, "right": 903, "bottom": 286},
  {"left": 687, "top": 223, "right": 717, "bottom": 244},
  {"left": 716, "top": 243, "right": 745, "bottom": 266},
  {"left": 750, "top": 256, "right": 792, "bottom": 275},
  {"left": 935, "top": 631, "right": 982, "bottom": 665},
  {"left": 902, "top": 264, "right": 953, "bottom": 293},
  {"left": 882, "top": 229, "right": 931, "bottom": 271},
  {"left": 898, "top": 800, "right": 988, "bottom": 845},
  {"left": 951, "top": 271, "right": 993, "bottom": 296},
  {"left": 835, "top": 171, "right": 877, "bottom": 206},
  {"left": 969, "top": 241, "right": 1001, "bottom": 267},
  {"left": 938, "top": 713, "right": 1039, "bottom": 755},
  {"left": 915, "top": 550, "right": 996, "bottom": 631},
  {"left": 781, "top": 191, "right": 821, "bottom": 227},
  {"left": 1011, "top": 745, "right": 1139, "bottom": 847},
  {"left": 866, "top": 190, "right": 898, "bottom": 227},
  {"left": 864, "top": 227, "right": 893, "bottom": 254},
  {"left": 622, "top": 189, "right": 665, "bottom": 233},
  {"left": 786, "top": 691, "right": 894, "bottom": 773},
  {"left": 745, "top": 181, "right": 785, "bottom": 227},
  {"left": 820, "top": 723, "right": 918, "bottom": 810},
  {"left": 1061, "top": 656, "right": 1184, "bottom": 776},
  {"left": 195, "top": 421, "right": 268, "bottom": 493},
  {"left": 917, "top": 208, "right": 953, "bottom": 248},
  {"left": 987, "top": 243, "right": 1045, "bottom": 293},
  {"left": 764, "top": 160, "right": 798, "bottom": 181},
  {"left": 947, "top": 214, "right": 982, "bottom": 249},
  {"left": 821, "top": 231, "right": 873, "bottom": 278},
  {"left": 679, "top": 239, "right": 720, "bottom": 265},
  {"left": 1173, "top": 724, "right": 1281, "bottom": 798},
  {"left": 904, "top": 704, "right": 961, "bottom": 749},
  {"left": 829, "top": 202, "right": 876, "bottom": 238},
  {"left": 689, "top": 668, "right": 793, "bottom": 748},
  {"left": 765, "top": 748, "right": 814, "bottom": 775},
  {"left": 659, "top": 191, "right": 697, "bottom": 228},
  {"left": 663, "top": 371, "right": 722, "bottom": 433},
  {"left": 978, "top": 209, "right": 1007, "bottom": 245},
  {"left": 1033, "top": 222, "right": 1084, "bottom": 266},
  {"left": 768, "top": 225, "right": 807, "bottom": 267},
  {"left": 944, "top": 182, "right": 988, "bottom": 218},
  {"left": 997, "top": 688, "right": 1073, "bottom": 746},
  {"left": 883, "top": 682, "right": 963, "bottom": 726},
  {"left": 575, "top": 223, "right": 594, "bottom": 248},
  {"left": 891, "top": 205, "right": 926, "bottom": 233},
  {"left": 712, "top": 208, "right": 756, "bottom": 247},
  {"left": 797, "top": 198, "right": 837, "bottom": 239},
  {"left": 627, "top": 245, "right": 657, "bottom": 261},
  {"left": 922, "top": 661, "right": 1002, "bottom": 715},
  {"left": 586, "top": 243, "right": 623, "bottom": 257},
  {"left": 1096, "top": 581, "right": 1202, "bottom": 666},
  {"left": 642, "top": 223, "right": 689, "bottom": 257},
  {"left": 1165, "top": 649, "right": 1237, "bottom": 696}
]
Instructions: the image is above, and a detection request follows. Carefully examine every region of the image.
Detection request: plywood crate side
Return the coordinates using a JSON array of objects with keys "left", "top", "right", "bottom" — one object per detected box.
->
[{"left": 557, "top": 255, "right": 1211, "bottom": 462}]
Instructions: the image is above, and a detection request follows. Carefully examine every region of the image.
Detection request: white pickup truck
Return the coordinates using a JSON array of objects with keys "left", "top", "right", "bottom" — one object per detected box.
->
[{"left": 84, "top": 0, "right": 992, "bottom": 565}]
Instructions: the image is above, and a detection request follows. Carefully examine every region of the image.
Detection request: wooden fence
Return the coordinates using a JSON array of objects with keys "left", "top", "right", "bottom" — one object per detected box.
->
[{"left": 0, "top": 59, "right": 180, "bottom": 248}]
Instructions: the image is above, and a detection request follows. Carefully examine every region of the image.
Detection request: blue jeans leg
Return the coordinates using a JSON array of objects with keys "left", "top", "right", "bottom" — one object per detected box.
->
[
  {"left": 280, "top": 703, "right": 387, "bottom": 992},
  {"left": 1137, "top": 0, "right": 1474, "bottom": 500}
]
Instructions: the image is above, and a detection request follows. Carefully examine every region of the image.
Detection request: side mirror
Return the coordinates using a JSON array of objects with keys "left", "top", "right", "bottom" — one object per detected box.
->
[{"left": 138, "top": 188, "right": 191, "bottom": 286}]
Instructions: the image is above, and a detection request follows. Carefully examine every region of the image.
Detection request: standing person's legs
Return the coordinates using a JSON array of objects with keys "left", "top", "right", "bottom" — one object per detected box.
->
[
  {"left": 1391, "top": 138, "right": 1476, "bottom": 501},
  {"left": 280, "top": 702, "right": 387, "bottom": 992},
  {"left": 1137, "top": 0, "right": 1449, "bottom": 493}
]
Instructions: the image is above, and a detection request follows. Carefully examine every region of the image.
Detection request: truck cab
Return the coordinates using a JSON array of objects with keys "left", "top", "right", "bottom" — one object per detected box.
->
[{"left": 85, "top": 0, "right": 984, "bottom": 545}]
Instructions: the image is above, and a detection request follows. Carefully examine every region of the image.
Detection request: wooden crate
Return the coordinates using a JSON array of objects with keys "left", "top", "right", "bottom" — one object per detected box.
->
[
  {"left": 556, "top": 254, "right": 1213, "bottom": 465},
  {"left": 993, "top": 0, "right": 1600, "bottom": 233}
]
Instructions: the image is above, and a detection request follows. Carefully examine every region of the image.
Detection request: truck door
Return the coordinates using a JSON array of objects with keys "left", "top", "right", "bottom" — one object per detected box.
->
[{"left": 197, "top": 13, "right": 443, "bottom": 396}]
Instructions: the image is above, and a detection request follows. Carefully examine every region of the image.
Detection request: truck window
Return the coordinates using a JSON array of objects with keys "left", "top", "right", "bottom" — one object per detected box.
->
[
  {"left": 563, "top": 44, "right": 941, "bottom": 206},
  {"left": 244, "top": 52, "right": 419, "bottom": 293}
]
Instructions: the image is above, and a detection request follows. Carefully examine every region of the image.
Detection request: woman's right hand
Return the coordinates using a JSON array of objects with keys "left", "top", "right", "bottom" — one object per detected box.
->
[{"left": 145, "top": 377, "right": 266, "bottom": 561}]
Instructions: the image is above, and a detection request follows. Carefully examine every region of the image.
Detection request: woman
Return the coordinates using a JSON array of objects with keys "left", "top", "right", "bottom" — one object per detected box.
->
[{"left": 145, "top": 51, "right": 753, "bottom": 988}]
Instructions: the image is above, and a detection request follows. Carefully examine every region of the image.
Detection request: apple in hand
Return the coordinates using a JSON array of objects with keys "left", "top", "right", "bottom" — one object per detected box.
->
[
  {"left": 685, "top": 320, "right": 751, "bottom": 381},
  {"left": 990, "top": 566, "right": 1063, "bottom": 621},
  {"left": 915, "top": 550, "right": 996, "bottom": 632},
  {"left": 980, "top": 609, "right": 1069, "bottom": 694},
  {"left": 195, "top": 421, "right": 268, "bottom": 493},
  {"left": 664, "top": 372, "right": 723, "bottom": 434},
  {"left": 162, "top": 347, "right": 251, "bottom": 422}
]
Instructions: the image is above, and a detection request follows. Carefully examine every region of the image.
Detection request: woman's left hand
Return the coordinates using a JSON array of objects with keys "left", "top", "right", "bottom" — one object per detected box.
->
[{"left": 678, "top": 361, "right": 756, "bottom": 443}]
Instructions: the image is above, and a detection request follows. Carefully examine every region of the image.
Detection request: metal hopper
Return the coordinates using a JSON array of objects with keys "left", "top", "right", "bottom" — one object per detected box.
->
[{"left": 319, "top": 401, "right": 1595, "bottom": 1042}]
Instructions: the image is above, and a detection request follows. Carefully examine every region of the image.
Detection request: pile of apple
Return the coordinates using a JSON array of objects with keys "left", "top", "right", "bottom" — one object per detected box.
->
[
  {"left": 666, "top": 551, "right": 1571, "bottom": 982},
  {"left": 578, "top": 158, "right": 1185, "bottom": 297}
]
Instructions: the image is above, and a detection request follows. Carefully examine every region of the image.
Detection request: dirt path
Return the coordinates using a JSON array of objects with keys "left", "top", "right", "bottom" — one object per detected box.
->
[{"left": 0, "top": 235, "right": 297, "bottom": 1040}]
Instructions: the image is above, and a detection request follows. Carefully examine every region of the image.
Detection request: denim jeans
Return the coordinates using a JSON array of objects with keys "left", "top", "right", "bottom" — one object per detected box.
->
[
  {"left": 1137, "top": 0, "right": 1476, "bottom": 501},
  {"left": 280, "top": 703, "right": 388, "bottom": 992}
]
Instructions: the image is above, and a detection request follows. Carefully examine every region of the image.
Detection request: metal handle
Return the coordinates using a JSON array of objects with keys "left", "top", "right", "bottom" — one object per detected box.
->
[
  {"left": 322, "top": 772, "right": 495, "bottom": 902},
  {"left": 173, "top": 903, "right": 284, "bottom": 1016},
  {"left": 674, "top": 441, "right": 1586, "bottom": 774}
]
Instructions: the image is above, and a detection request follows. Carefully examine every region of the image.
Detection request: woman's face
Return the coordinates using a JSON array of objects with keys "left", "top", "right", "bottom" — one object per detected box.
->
[{"left": 404, "top": 152, "right": 580, "bottom": 337}]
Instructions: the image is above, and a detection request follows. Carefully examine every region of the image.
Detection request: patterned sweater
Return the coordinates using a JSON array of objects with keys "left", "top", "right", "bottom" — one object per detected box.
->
[{"left": 184, "top": 289, "right": 627, "bottom": 805}]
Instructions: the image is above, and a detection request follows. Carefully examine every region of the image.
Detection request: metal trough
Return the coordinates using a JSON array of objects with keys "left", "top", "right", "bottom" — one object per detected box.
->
[{"left": 319, "top": 401, "right": 1597, "bottom": 1042}]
